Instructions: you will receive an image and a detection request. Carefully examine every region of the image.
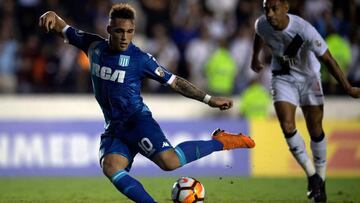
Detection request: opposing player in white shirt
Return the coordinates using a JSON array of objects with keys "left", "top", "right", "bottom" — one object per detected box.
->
[{"left": 251, "top": 0, "right": 360, "bottom": 202}]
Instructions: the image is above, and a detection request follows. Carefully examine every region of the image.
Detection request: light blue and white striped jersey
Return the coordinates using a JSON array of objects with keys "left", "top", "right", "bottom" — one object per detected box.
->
[{"left": 62, "top": 26, "right": 175, "bottom": 130}]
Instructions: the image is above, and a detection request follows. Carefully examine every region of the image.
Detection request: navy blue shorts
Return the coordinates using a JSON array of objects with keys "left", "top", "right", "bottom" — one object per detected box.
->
[{"left": 99, "top": 114, "right": 173, "bottom": 171}]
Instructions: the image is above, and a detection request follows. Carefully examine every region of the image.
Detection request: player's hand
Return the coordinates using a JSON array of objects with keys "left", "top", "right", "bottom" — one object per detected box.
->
[
  {"left": 346, "top": 86, "right": 360, "bottom": 98},
  {"left": 208, "top": 97, "right": 233, "bottom": 111},
  {"left": 39, "top": 11, "right": 58, "bottom": 32},
  {"left": 251, "top": 61, "right": 265, "bottom": 73}
]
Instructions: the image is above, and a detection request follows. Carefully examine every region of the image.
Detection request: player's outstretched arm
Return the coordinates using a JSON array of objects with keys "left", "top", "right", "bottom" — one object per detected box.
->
[
  {"left": 38, "top": 11, "right": 67, "bottom": 36},
  {"left": 319, "top": 50, "right": 360, "bottom": 98},
  {"left": 251, "top": 33, "right": 266, "bottom": 73},
  {"left": 170, "top": 76, "right": 233, "bottom": 111}
]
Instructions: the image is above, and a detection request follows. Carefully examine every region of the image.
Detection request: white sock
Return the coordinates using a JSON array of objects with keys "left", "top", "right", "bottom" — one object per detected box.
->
[
  {"left": 286, "top": 131, "right": 316, "bottom": 177},
  {"left": 311, "top": 137, "right": 327, "bottom": 181}
]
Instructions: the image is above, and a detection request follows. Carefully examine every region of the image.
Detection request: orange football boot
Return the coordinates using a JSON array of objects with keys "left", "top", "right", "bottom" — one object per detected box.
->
[{"left": 212, "top": 128, "right": 255, "bottom": 150}]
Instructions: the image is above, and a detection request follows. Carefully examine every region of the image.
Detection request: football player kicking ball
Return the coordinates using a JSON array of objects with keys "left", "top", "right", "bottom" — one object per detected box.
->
[
  {"left": 251, "top": 0, "right": 360, "bottom": 202},
  {"left": 39, "top": 3, "right": 255, "bottom": 203}
]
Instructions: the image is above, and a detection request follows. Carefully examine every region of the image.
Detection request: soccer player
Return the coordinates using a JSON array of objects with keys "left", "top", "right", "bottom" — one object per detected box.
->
[
  {"left": 251, "top": 0, "right": 360, "bottom": 202},
  {"left": 39, "top": 3, "right": 255, "bottom": 203}
]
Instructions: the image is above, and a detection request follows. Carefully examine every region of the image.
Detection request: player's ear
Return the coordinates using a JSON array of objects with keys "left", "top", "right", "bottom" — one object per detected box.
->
[
  {"left": 284, "top": 1, "right": 289, "bottom": 12},
  {"left": 106, "top": 25, "right": 111, "bottom": 34}
]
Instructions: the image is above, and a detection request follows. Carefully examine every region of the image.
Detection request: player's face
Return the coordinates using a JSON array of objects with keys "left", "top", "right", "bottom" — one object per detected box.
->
[
  {"left": 107, "top": 18, "right": 135, "bottom": 51},
  {"left": 263, "top": 0, "right": 289, "bottom": 30}
]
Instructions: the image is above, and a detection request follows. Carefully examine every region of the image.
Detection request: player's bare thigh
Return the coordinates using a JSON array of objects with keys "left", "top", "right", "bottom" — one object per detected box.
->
[
  {"left": 274, "top": 101, "right": 297, "bottom": 134},
  {"left": 102, "top": 154, "right": 129, "bottom": 177},
  {"left": 152, "top": 148, "right": 181, "bottom": 171},
  {"left": 301, "top": 105, "right": 324, "bottom": 137}
]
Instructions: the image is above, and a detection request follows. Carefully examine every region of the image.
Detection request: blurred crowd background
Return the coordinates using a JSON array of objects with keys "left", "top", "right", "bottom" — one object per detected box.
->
[{"left": 0, "top": 0, "right": 359, "bottom": 98}]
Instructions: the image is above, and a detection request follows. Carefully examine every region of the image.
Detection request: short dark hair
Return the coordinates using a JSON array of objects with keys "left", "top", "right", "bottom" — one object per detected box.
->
[{"left": 109, "top": 3, "right": 136, "bottom": 20}]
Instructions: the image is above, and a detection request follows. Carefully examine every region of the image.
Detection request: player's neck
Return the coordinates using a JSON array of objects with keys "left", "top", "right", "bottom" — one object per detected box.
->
[{"left": 274, "top": 15, "right": 290, "bottom": 31}]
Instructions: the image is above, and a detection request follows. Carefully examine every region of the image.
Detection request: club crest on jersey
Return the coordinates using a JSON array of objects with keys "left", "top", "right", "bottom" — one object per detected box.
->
[
  {"left": 315, "top": 40, "right": 322, "bottom": 47},
  {"left": 119, "top": 55, "right": 130, "bottom": 67},
  {"left": 155, "top": 67, "right": 165, "bottom": 77}
]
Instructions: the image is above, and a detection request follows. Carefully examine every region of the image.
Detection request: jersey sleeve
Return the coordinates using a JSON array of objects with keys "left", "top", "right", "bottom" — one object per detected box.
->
[
  {"left": 254, "top": 18, "right": 260, "bottom": 35},
  {"left": 141, "top": 53, "right": 175, "bottom": 85},
  {"left": 254, "top": 15, "right": 266, "bottom": 36},
  {"left": 304, "top": 23, "right": 328, "bottom": 57},
  {"left": 62, "top": 25, "right": 104, "bottom": 54}
]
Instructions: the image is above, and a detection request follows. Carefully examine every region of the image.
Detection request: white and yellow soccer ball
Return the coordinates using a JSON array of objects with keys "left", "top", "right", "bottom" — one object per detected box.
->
[{"left": 171, "top": 177, "right": 205, "bottom": 203}]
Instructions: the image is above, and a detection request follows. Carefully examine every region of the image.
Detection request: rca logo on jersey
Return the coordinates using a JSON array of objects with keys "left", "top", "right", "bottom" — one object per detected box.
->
[
  {"left": 119, "top": 55, "right": 130, "bottom": 67},
  {"left": 91, "top": 63, "right": 126, "bottom": 83}
]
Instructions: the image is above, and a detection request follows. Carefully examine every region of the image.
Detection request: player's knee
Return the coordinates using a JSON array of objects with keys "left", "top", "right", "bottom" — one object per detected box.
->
[
  {"left": 156, "top": 153, "right": 181, "bottom": 171},
  {"left": 154, "top": 150, "right": 181, "bottom": 171},
  {"left": 280, "top": 121, "right": 296, "bottom": 135},
  {"left": 308, "top": 122, "right": 323, "bottom": 136},
  {"left": 101, "top": 156, "right": 128, "bottom": 178},
  {"left": 309, "top": 128, "right": 324, "bottom": 139},
  {"left": 159, "top": 161, "right": 180, "bottom": 171},
  {"left": 102, "top": 160, "right": 118, "bottom": 177}
]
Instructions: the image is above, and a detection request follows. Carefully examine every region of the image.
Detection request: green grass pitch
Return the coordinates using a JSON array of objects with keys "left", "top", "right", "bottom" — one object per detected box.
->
[{"left": 0, "top": 177, "right": 359, "bottom": 203}]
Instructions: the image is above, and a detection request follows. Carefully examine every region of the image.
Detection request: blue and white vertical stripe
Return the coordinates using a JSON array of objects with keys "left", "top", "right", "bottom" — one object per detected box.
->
[{"left": 119, "top": 55, "right": 130, "bottom": 67}]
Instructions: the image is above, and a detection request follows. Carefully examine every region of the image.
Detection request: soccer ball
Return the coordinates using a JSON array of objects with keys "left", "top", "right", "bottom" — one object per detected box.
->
[{"left": 171, "top": 177, "right": 205, "bottom": 203}]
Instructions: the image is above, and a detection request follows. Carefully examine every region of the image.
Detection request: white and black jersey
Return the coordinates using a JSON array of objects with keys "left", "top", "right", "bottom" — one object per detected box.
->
[{"left": 255, "top": 14, "right": 328, "bottom": 80}]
